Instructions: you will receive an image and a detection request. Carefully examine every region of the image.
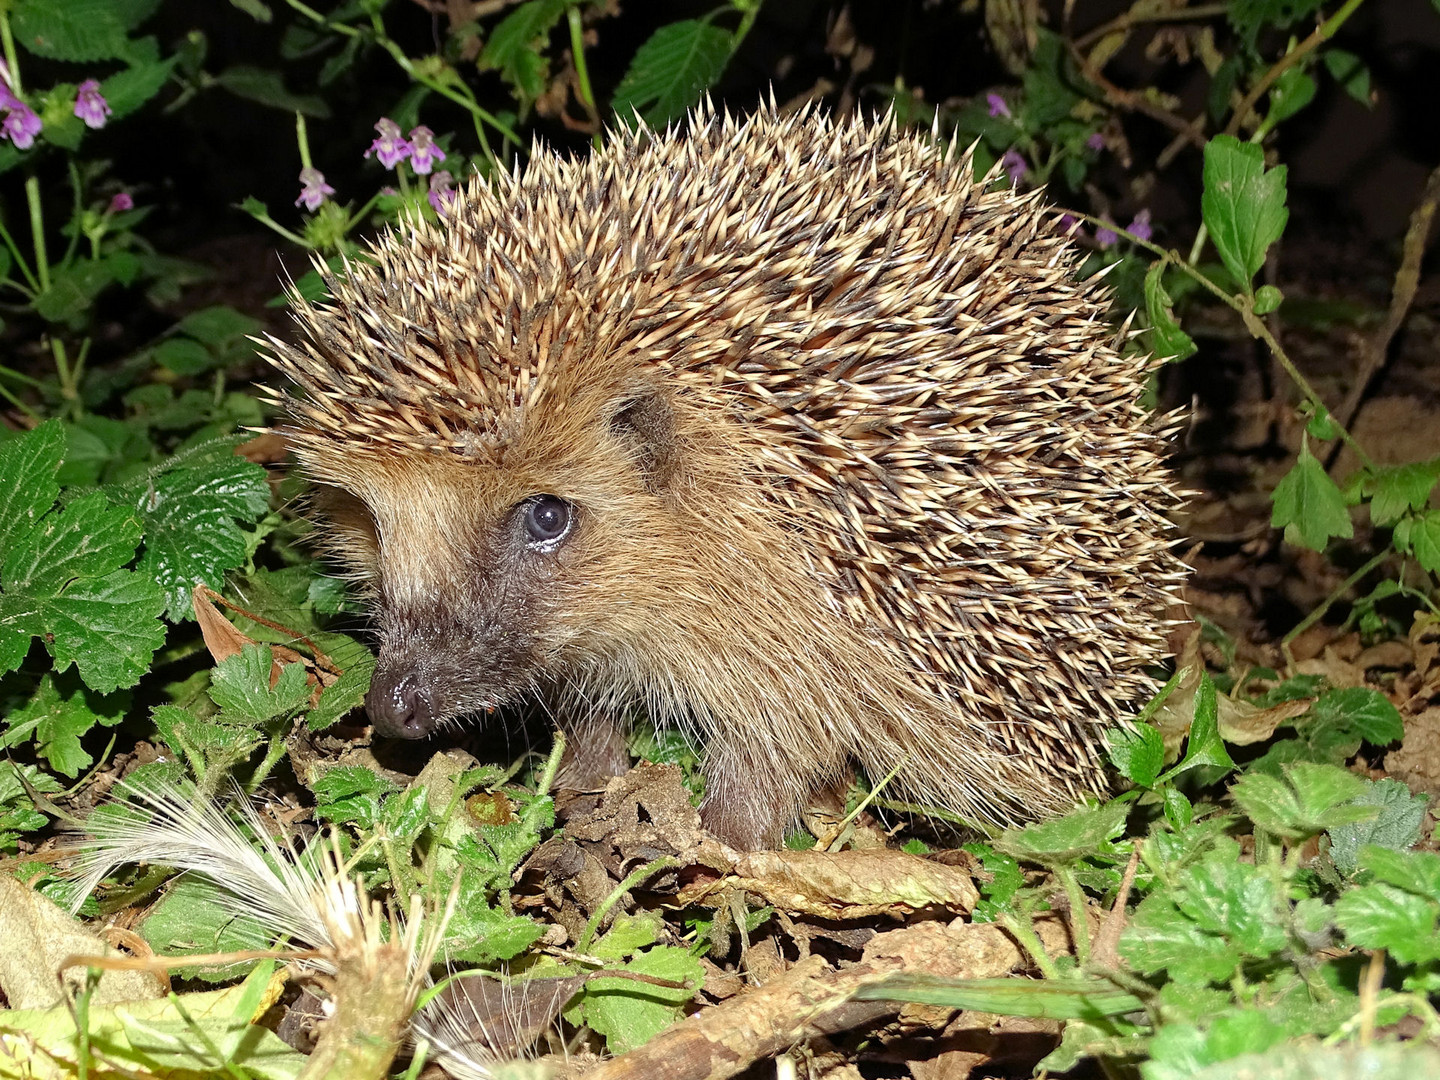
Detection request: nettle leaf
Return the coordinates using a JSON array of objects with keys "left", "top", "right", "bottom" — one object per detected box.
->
[
  {"left": 1108, "top": 724, "right": 1165, "bottom": 787},
  {"left": 612, "top": 20, "right": 733, "bottom": 128},
  {"left": 1121, "top": 894, "right": 1243, "bottom": 985},
  {"left": 1333, "top": 882, "right": 1440, "bottom": 966},
  {"left": 1328, "top": 780, "right": 1427, "bottom": 876},
  {"left": 1231, "top": 762, "right": 1374, "bottom": 839},
  {"left": 214, "top": 65, "right": 329, "bottom": 117},
  {"left": 11, "top": 0, "right": 131, "bottom": 61},
  {"left": 1175, "top": 856, "right": 1287, "bottom": 959},
  {"left": 444, "top": 893, "right": 544, "bottom": 965},
  {"left": 2, "top": 672, "right": 128, "bottom": 777},
  {"left": 993, "top": 801, "right": 1129, "bottom": 862},
  {"left": 109, "top": 441, "right": 271, "bottom": 620},
  {"left": 209, "top": 644, "right": 310, "bottom": 727},
  {"left": 312, "top": 764, "right": 400, "bottom": 829},
  {"left": 1143, "top": 263, "right": 1198, "bottom": 362},
  {"left": 1270, "top": 439, "right": 1352, "bottom": 551},
  {"left": 102, "top": 56, "right": 178, "bottom": 120},
  {"left": 1, "top": 427, "right": 167, "bottom": 692},
  {"left": 1367, "top": 459, "right": 1440, "bottom": 526},
  {"left": 1308, "top": 687, "right": 1403, "bottom": 747},
  {"left": 1201, "top": 135, "right": 1289, "bottom": 291}
]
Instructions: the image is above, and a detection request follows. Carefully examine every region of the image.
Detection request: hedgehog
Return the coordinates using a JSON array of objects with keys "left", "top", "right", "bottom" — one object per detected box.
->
[{"left": 262, "top": 105, "right": 1188, "bottom": 850}]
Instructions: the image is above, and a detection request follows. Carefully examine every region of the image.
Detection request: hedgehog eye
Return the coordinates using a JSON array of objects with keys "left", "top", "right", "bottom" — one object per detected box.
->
[{"left": 522, "top": 495, "right": 573, "bottom": 548}]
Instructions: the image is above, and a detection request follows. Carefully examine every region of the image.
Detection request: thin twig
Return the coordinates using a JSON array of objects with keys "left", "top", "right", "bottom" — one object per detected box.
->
[{"left": 1324, "top": 160, "right": 1440, "bottom": 471}]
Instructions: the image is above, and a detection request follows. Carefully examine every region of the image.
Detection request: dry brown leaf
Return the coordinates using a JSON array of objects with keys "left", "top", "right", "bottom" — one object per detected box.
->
[
  {"left": 682, "top": 849, "right": 979, "bottom": 919},
  {"left": 0, "top": 876, "right": 166, "bottom": 1008}
]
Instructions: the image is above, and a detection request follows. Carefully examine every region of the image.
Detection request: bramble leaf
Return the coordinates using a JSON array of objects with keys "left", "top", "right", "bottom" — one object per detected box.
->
[
  {"left": 612, "top": 20, "right": 732, "bottom": 128},
  {"left": 1270, "top": 439, "right": 1352, "bottom": 551}
]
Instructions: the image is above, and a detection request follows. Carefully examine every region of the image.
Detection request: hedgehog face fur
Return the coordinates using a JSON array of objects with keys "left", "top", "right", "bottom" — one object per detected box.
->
[{"left": 264, "top": 105, "right": 1188, "bottom": 849}]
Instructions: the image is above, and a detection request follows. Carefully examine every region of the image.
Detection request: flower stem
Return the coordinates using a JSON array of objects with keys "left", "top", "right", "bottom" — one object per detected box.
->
[
  {"left": 0, "top": 215, "right": 40, "bottom": 293},
  {"left": 0, "top": 10, "right": 23, "bottom": 95},
  {"left": 296, "top": 111, "right": 314, "bottom": 171},
  {"left": 25, "top": 175, "right": 50, "bottom": 293}
]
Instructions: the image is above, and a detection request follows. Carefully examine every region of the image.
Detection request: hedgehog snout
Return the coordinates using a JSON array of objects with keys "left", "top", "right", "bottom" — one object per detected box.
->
[{"left": 366, "top": 666, "right": 439, "bottom": 739}]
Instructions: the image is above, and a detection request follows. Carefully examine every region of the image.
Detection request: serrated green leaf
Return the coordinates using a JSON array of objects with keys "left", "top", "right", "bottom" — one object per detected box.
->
[
  {"left": 214, "top": 65, "right": 329, "bottom": 117},
  {"left": 479, "top": 0, "right": 567, "bottom": 101},
  {"left": 0, "top": 420, "right": 64, "bottom": 561},
  {"left": 1108, "top": 724, "right": 1165, "bottom": 786},
  {"left": 140, "top": 878, "right": 270, "bottom": 981},
  {"left": 4, "top": 492, "right": 142, "bottom": 594},
  {"left": 11, "top": 0, "right": 130, "bottom": 61},
  {"left": 1367, "top": 460, "right": 1440, "bottom": 526},
  {"left": 1333, "top": 882, "right": 1440, "bottom": 965},
  {"left": 101, "top": 57, "right": 177, "bottom": 120},
  {"left": 1396, "top": 510, "right": 1440, "bottom": 573},
  {"left": 1121, "top": 894, "right": 1242, "bottom": 984},
  {"left": 578, "top": 942, "right": 702, "bottom": 1054},
  {"left": 1357, "top": 844, "right": 1440, "bottom": 900},
  {"left": 1231, "top": 762, "right": 1374, "bottom": 839},
  {"left": 210, "top": 644, "right": 310, "bottom": 727},
  {"left": 1175, "top": 857, "right": 1287, "bottom": 958},
  {"left": 2, "top": 672, "right": 128, "bottom": 777},
  {"left": 993, "top": 801, "right": 1129, "bottom": 862},
  {"left": 1201, "top": 134, "right": 1289, "bottom": 290},
  {"left": 1328, "top": 781, "right": 1427, "bottom": 875},
  {"left": 443, "top": 896, "right": 544, "bottom": 964},
  {"left": 307, "top": 649, "right": 374, "bottom": 730},
  {"left": 1270, "top": 440, "right": 1352, "bottom": 550},
  {"left": 111, "top": 443, "right": 271, "bottom": 620},
  {"left": 1227, "top": 0, "right": 1325, "bottom": 53},
  {"left": 1309, "top": 687, "right": 1403, "bottom": 746},
  {"left": 611, "top": 20, "right": 733, "bottom": 128}
]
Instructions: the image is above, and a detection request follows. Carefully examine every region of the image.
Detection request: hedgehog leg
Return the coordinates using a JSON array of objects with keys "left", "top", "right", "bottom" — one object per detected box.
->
[
  {"left": 555, "top": 713, "right": 632, "bottom": 791},
  {"left": 699, "top": 737, "right": 838, "bottom": 849}
]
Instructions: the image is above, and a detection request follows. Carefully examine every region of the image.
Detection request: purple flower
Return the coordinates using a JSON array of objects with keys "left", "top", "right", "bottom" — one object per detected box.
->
[
  {"left": 108, "top": 192, "right": 133, "bottom": 213},
  {"left": 1057, "top": 213, "right": 1081, "bottom": 237},
  {"left": 427, "top": 170, "right": 457, "bottom": 216},
  {"left": 999, "top": 149, "right": 1027, "bottom": 184},
  {"left": 408, "top": 125, "right": 446, "bottom": 175},
  {"left": 1127, "top": 209, "right": 1153, "bottom": 243},
  {"left": 1095, "top": 221, "right": 1118, "bottom": 248},
  {"left": 73, "top": 79, "right": 111, "bottom": 129},
  {"left": 295, "top": 166, "right": 335, "bottom": 212},
  {"left": 365, "top": 118, "right": 410, "bottom": 169},
  {"left": 2, "top": 101, "right": 41, "bottom": 149},
  {"left": 1086, "top": 132, "right": 1105, "bottom": 152},
  {"left": 986, "top": 93, "right": 1011, "bottom": 119}
]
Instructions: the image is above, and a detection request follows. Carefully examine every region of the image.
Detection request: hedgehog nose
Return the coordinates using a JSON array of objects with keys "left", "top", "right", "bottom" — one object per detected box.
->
[{"left": 366, "top": 670, "right": 436, "bottom": 739}]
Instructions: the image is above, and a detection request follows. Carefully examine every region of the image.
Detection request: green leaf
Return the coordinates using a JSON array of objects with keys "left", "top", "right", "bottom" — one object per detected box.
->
[
  {"left": 0, "top": 762, "right": 59, "bottom": 851},
  {"left": 1143, "top": 262, "right": 1197, "bottom": 362},
  {"left": 101, "top": 57, "right": 177, "bottom": 120},
  {"left": 108, "top": 441, "right": 272, "bottom": 620},
  {"left": 140, "top": 878, "right": 269, "bottom": 981},
  {"left": 1367, "top": 460, "right": 1440, "bottom": 526},
  {"left": 576, "top": 939, "right": 702, "bottom": 1054},
  {"left": 1201, "top": 134, "right": 1289, "bottom": 290},
  {"left": 1174, "top": 856, "right": 1287, "bottom": 959},
  {"left": 154, "top": 337, "right": 216, "bottom": 375},
  {"left": 214, "top": 65, "right": 330, "bottom": 117},
  {"left": 1230, "top": 762, "right": 1373, "bottom": 839},
  {"left": 479, "top": 0, "right": 568, "bottom": 101},
  {"left": 1270, "top": 439, "right": 1352, "bottom": 550},
  {"left": 11, "top": 0, "right": 130, "bottom": 61},
  {"left": 1260, "top": 67, "right": 1316, "bottom": 136},
  {"left": 1019, "top": 30, "right": 1086, "bottom": 128},
  {"left": 0, "top": 420, "right": 64, "bottom": 561},
  {"left": 1357, "top": 844, "right": 1440, "bottom": 900},
  {"left": 1333, "top": 882, "right": 1440, "bottom": 966},
  {"left": 307, "top": 648, "right": 374, "bottom": 730},
  {"left": 1324, "top": 48, "right": 1372, "bottom": 105},
  {"left": 1395, "top": 510, "right": 1440, "bottom": 574},
  {"left": 1227, "top": 0, "right": 1325, "bottom": 53},
  {"left": 993, "top": 802, "right": 1129, "bottom": 863},
  {"left": 1308, "top": 687, "right": 1403, "bottom": 746},
  {"left": 312, "top": 765, "right": 399, "bottom": 829},
  {"left": 209, "top": 644, "right": 310, "bottom": 727},
  {"left": 1327, "top": 780, "right": 1427, "bottom": 876},
  {"left": 34, "top": 259, "right": 118, "bottom": 327},
  {"left": 175, "top": 305, "right": 262, "bottom": 348},
  {"left": 1121, "top": 894, "right": 1242, "bottom": 984},
  {"left": 1253, "top": 284, "right": 1283, "bottom": 315},
  {"left": 1175, "top": 672, "right": 1236, "bottom": 773},
  {"left": 2, "top": 672, "right": 128, "bottom": 777},
  {"left": 443, "top": 896, "right": 544, "bottom": 964},
  {"left": 1108, "top": 724, "right": 1165, "bottom": 787},
  {"left": 611, "top": 20, "right": 733, "bottom": 128}
]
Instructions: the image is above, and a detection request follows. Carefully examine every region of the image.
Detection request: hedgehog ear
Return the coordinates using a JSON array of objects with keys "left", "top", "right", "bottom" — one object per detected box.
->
[{"left": 607, "top": 385, "right": 678, "bottom": 493}]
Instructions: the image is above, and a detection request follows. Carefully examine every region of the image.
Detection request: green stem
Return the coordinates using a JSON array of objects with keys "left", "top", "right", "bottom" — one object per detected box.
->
[
  {"left": 296, "top": 111, "right": 314, "bottom": 171},
  {"left": 1091, "top": 216, "right": 1374, "bottom": 471},
  {"left": 0, "top": 10, "right": 23, "bottom": 95},
  {"left": 245, "top": 206, "right": 309, "bottom": 247},
  {"left": 998, "top": 911, "right": 1063, "bottom": 980},
  {"left": 0, "top": 214, "right": 39, "bottom": 291},
  {"left": 25, "top": 175, "right": 50, "bottom": 293},
  {"left": 1057, "top": 866, "right": 1092, "bottom": 966},
  {"left": 50, "top": 338, "right": 72, "bottom": 401},
  {"left": 1282, "top": 548, "right": 1388, "bottom": 648},
  {"left": 567, "top": 6, "right": 601, "bottom": 146},
  {"left": 61, "top": 159, "right": 84, "bottom": 272},
  {"left": 577, "top": 856, "right": 681, "bottom": 952},
  {"left": 0, "top": 376, "right": 40, "bottom": 420}
]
